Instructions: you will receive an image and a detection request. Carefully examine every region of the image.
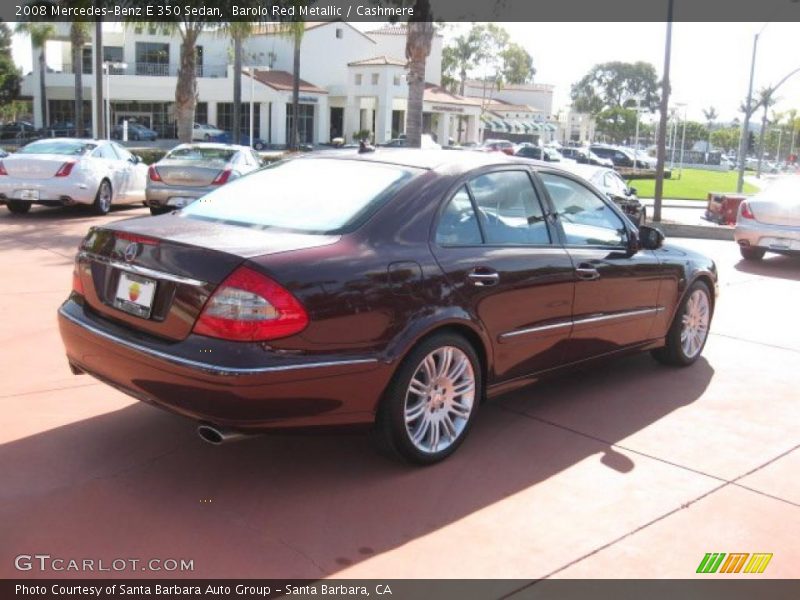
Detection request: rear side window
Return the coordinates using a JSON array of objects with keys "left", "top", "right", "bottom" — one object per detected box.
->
[
  {"left": 436, "top": 186, "right": 482, "bottom": 246},
  {"left": 167, "top": 147, "right": 237, "bottom": 162},
  {"left": 469, "top": 171, "right": 550, "bottom": 245},
  {"left": 181, "top": 158, "right": 416, "bottom": 234}
]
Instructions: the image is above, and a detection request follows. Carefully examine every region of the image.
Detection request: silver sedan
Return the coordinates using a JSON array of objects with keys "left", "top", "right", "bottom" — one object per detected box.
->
[
  {"left": 145, "top": 143, "right": 263, "bottom": 215},
  {"left": 735, "top": 177, "right": 800, "bottom": 260}
]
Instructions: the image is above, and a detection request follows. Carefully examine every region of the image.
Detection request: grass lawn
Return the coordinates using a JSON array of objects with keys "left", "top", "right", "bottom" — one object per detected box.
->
[{"left": 627, "top": 168, "right": 759, "bottom": 200}]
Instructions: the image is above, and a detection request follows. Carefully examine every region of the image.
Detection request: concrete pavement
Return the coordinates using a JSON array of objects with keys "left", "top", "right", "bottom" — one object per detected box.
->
[{"left": 0, "top": 206, "right": 798, "bottom": 580}]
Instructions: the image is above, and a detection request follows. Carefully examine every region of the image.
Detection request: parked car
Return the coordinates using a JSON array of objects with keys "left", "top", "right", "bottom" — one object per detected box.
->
[
  {"left": 481, "top": 139, "right": 516, "bottom": 155},
  {"left": 381, "top": 135, "right": 441, "bottom": 150},
  {"left": 0, "top": 138, "right": 148, "bottom": 215},
  {"left": 0, "top": 148, "right": 7, "bottom": 158},
  {"left": 590, "top": 144, "right": 655, "bottom": 169},
  {"left": 48, "top": 121, "right": 93, "bottom": 138},
  {"left": 59, "top": 150, "right": 717, "bottom": 464},
  {"left": 145, "top": 143, "right": 262, "bottom": 215},
  {"left": 191, "top": 122, "right": 225, "bottom": 141},
  {"left": 735, "top": 177, "right": 800, "bottom": 260},
  {"left": 560, "top": 147, "right": 615, "bottom": 168},
  {"left": 515, "top": 145, "right": 563, "bottom": 162},
  {"left": 0, "top": 120, "right": 41, "bottom": 141},
  {"left": 111, "top": 122, "right": 158, "bottom": 142},
  {"left": 560, "top": 163, "right": 646, "bottom": 226},
  {"left": 213, "top": 131, "right": 267, "bottom": 150}
]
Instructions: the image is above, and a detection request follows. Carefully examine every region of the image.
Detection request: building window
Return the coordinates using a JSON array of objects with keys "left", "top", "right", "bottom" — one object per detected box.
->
[
  {"left": 48, "top": 100, "right": 91, "bottom": 128},
  {"left": 393, "top": 75, "right": 401, "bottom": 86},
  {"left": 217, "top": 102, "right": 261, "bottom": 138},
  {"left": 135, "top": 42, "right": 169, "bottom": 76},
  {"left": 286, "top": 103, "right": 315, "bottom": 145},
  {"left": 355, "top": 74, "right": 362, "bottom": 85},
  {"left": 148, "top": 25, "right": 157, "bottom": 36},
  {"left": 371, "top": 73, "right": 379, "bottom": 85},
  {"left": 336, "top": 28, "right": 343, "bottom": 39}
]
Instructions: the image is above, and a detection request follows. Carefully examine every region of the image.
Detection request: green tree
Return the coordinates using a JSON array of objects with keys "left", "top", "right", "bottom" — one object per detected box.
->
[
  {"left": 702, "top": 106, "right": 717, "bottom": 152},
  {"left": 595, "top": 107, "right": 637, "bottom": 143},
  {"left": 0, "top": 22, "right": 20, "bottom": 106},
  {"left": 15, "top": 23, "right": 55, "bottom": 127},
  {"left": 710, "top": 127, "right": 741, "bottom": 153},
  {"left": 571, "top": 61, "right": 660, "bottom": 116},
  {"left": 501, "top": 42, "right": 535, "bottom": 85},
  {"left": 405, "top": 1, "right": 435, "bottom": 148},
  {"left": 284, "top": 19, "right": 306, "bottom": 151},
  {"left": 220, "top": 22, "right": 255, "bottom": 144}
]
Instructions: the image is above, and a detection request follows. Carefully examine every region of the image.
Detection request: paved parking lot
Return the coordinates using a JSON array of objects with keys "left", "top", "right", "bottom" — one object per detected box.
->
[{"left": 1, "top": 204, "right": 798, "bottom": 580}]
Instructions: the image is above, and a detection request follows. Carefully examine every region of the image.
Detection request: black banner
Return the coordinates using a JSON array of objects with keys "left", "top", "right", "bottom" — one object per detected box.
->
[
  {"left": 5, "top": 580, "right": 800, "bottom": 600},
  {"left": 4, "top": 0, "right": 800, "bottom": 23}
]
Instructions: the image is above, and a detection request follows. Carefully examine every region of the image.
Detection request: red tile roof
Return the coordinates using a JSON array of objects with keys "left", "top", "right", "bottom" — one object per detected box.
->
[
  {"left": 244, "top": 70, "right": 328, "bottom": 94},
  {"left": 348, "top": 55, "right": 407, "bottom": 67},
  {"left": 424, "top": 83, "right": 482, "bottom": 107}
]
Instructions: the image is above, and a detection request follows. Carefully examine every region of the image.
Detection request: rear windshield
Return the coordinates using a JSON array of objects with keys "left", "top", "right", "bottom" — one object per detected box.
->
[
  {"left": 18, "top": 140, "right": 96, "bottom": 155},
  {"left": 166, "top": 147, "right": 236, "bottom": 162},
  {"left": 180, "top": 158, "right": 416, "bottom": 234}
]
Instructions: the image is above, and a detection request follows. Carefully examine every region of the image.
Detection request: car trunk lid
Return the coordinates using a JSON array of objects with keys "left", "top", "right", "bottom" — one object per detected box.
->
[
  {"left": 3, "top": 154, "right": 78, "bottom": 179},
  {"left": 76, "top": 215, "right": 339, "bottom": 341},
  {"left": 749, "top": 197, "right": 800, "bottom": 227},
  {"left": 154, "top": 159, "right": 230, "bottom": 187}
]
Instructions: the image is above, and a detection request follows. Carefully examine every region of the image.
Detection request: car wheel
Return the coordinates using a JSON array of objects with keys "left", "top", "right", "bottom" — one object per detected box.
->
[
  {"left": 149, "top": 206, "right": 171, "bottom": 216},
  {"left": 374, "top": 333, "right": 482, "bottom": 464},
  {"left": 92, "top": 179, "right": 113, "bottom": 215},
  {"left": 652, "top": 281, "right": 712, "bottom": 367},
  {"left": 254, "top": 142, "right": 265, "bottom": 150},
  {"left": 204, "top": 134, "right": 210, "bottom": 141},
  {"left": 740, "top": 246, "right": 766, "bottom": 261},
  {"left": 6, "top": 200, "right": 31, "bottom": 215}
]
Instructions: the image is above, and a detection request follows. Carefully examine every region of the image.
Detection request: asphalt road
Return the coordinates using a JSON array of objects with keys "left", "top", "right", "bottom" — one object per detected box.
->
[{"left": 1, "top": 204, "right": 798, "bottom": 580}]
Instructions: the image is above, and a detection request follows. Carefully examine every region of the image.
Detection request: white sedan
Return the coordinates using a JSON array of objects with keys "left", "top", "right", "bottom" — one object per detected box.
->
[
  {"left": 191, "top": 123, "right": 224, "bottom": 142},
  {"left": 735, "top": 177, "right": 800, "bottom": 260},
  {"left": 0, "top": 138, "right": 148, "bottom": 215}
]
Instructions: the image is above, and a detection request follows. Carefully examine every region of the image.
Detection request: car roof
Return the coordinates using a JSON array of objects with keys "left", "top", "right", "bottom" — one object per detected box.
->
[
  {"left": 23, "top": 137, "right": 105, "bottom": 144},
  {"left": 169, "top": 142, "right": 248, "bottom": 151}
]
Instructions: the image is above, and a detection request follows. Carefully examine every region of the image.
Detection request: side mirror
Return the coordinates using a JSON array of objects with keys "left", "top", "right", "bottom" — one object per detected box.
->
[
  {"left": 628, "top": 186, "right": 637, "bottom": 196},
  {"left": 626, "top": 226, "right": 641, "bottom": 256},
  {"left": 129, "top": 154, "right": 140, "bottom": 164},
  {"left": 639, "top": 225, "right": 665, "bottom": 250}
]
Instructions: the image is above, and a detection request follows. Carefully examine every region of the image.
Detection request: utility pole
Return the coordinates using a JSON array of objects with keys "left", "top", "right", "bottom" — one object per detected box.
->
[
  {"left": 94, "top": 20, "right": 103, "bottom": 139},
  {"left": 653, "top": 0, "right": 674, "bottom": 224},
  {"left": 736, "top": 26, "right": 766, "bottom": 193}
]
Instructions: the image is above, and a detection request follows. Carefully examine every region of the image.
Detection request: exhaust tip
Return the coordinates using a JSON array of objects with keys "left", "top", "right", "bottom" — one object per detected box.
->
[{"left": 197, "top": 424, "right": 225, "bottom": 445}]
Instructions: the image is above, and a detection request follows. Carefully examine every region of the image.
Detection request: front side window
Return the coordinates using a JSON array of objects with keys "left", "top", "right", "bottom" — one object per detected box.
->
[
  {"left": 181, "top": 158, "right": 416, "bottom": 234},
  {"left": 468, "top": 171, "right": 550, "bottom": 245},
  {"left": 436, "top": 186, "right": 482, "bottom": 246},
  {"left": 539, "top": 173, "right": 627, "bottom": 247}
]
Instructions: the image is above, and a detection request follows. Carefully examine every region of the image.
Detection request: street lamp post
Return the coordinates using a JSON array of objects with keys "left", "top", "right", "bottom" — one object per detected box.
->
[
  {"left": 774, "top": 127, "right": 783, "bottom": 164},
  {"left": 103, "top": 61, "right": 127, "bottom": 140},
  {"left": 678, "top": 103, "right": 688, "bottom": 179},
  {"left": 736, "top": 24, "right": 768, "bottom": 193}
]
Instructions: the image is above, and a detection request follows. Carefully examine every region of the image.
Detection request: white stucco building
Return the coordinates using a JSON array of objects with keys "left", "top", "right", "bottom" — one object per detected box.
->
[{"left": 19, "top": 21, "right": 484, "bottom": 146}]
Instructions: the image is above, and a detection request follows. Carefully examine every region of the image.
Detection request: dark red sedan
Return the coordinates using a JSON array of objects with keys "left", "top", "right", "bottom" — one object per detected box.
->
[{"left": 59, "top": 150, "right": 717, "bottom": 464}]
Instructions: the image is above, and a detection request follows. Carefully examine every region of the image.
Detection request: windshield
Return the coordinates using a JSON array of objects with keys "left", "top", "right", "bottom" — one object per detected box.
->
[
  {"left": 181, "top": 158, "right": 416, "bottom": 234},
  {"left": 166, "top": 147, "right": 236, "bottom": 162},
  {"left": 18, "top": 140, "right": 96, "bottom": 156}
]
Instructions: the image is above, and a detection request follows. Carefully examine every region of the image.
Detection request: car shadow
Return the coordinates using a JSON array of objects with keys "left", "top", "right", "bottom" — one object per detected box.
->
[
  {"left": 734, "top": 254, "right": 800, "bottom": 282},
  {"left": 0, "top": 353, "right": 713, "bottom": 579}
]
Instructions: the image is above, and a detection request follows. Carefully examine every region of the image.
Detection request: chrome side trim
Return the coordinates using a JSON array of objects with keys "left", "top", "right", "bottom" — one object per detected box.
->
[
  {"left": 78, "top": 251, "right": 206, "bottom": 287},
  {"left": 499, "top": 307, "right": 665, "bottom": 342},
  {"left": 572, "top": 306, "right": 665, "bottom": 327},
  {"left": 59, "top": 307, "right": 379, "bottom": 377},
  {"left": 499, "top": 321, "right": 572, "bottom": 341}
]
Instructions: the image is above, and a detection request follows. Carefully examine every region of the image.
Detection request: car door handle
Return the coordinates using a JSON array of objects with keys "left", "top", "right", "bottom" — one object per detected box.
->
[
  {"left": 575, "top": 264, "right": 600, "bottom": 281},
  {"left": 468, "top": 269, "right": 500, "bottom": 287}
]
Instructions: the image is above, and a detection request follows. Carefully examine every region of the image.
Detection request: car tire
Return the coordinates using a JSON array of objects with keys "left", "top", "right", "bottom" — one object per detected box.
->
[
  {"left": 652, "top": 280, "right": 712, "bottom": 367},
  {"left": 740, "top": 246, "right": 766, "bottom": 261},
  {"left": 6, "top": 200, "right": 31, "bottom": 215},
  {"left": 373, "top": 333, "right": 482, "bottom": 465},
  {"left": 254, "top": 142, "right": 265, "bottom": 150},
  {"left": 92, "top": 179, "right": 113, "bottom": 215},
  {"left": 204, "top": 134, "right": 210, "bottom": 141},
  {"left": 149, "top": 206, "right": 171, "bottom": 216}
]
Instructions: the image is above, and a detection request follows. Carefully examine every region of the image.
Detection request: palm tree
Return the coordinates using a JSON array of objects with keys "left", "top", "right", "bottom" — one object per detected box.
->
[
  {"left": 221, "top": 22, "right": 255, "bottom": 144},
  {"left": 702, "top": 106, "right": 717, "bottom": 156},
  {"left": 405, "top": 1, "right": 435, "bottom": 148},
  {"left": 755, "top": 87, "right": 776, "bottom": 176},
  {"left": 16, "top": 23, "right": 55, "bottom": 128},
  {"left": 70, "top": 22, "right": 91, "bottom": 137},
  {"left": 278, "top": 19, "right": 306, "bottom": 150}
]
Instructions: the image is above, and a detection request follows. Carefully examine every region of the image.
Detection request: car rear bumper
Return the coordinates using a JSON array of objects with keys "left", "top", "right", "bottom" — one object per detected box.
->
[
  {"left": 0, "top": 178, "right": 96, "bottom": 205},
  {"left": 145, "top": 185, "right": 212, "bottom": 208},
  {"left": 58, "top": 297, "right": 391, "bottom": 430},
  {"left": 735, "top": 219, "right": 800, "bottom": 253}
]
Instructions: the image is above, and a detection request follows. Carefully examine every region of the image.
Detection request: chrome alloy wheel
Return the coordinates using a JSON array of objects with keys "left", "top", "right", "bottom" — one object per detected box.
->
[
  {"left": 403, "top": 346, "right": 476, "bottom": 454},
  {"left": 680, "top": 289, "right": 710, "bottom": 359},
  {"left": 97, "top": 181, "right": 112, "bottom": 213}
]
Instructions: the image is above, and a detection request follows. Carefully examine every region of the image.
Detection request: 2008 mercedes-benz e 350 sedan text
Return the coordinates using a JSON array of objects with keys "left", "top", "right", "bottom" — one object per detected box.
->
[{"left": 58, "top": 150, "right": 718, "bottom": 464}]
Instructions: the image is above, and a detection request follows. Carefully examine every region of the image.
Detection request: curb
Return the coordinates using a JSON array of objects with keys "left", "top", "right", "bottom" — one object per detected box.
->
[{"left": 653, "top": 222, "right": 734, "bottom": 241}]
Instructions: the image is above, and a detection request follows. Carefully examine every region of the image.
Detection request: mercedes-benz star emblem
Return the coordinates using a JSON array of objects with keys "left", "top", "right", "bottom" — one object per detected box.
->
[{"left": 123, "top": 242, "right": 139, "bottom": 263}]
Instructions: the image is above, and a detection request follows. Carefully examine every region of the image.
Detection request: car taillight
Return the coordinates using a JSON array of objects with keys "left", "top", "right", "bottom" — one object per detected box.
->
[
  {"left": 148, "top": 165, "right": 162, "bottom": 182},
  {"left": 739, "top": 201, "right": 756, "bottom": 221},
  {"left": 55, "top": 161, "right": 76, "bottom": 177},
  {"left": 115, "top": 231, "right": 160, "bottom": 246},
  {"left": 72, "top": 261, "right": 84, "bottom": 295},
  {"left": 193, "top": 266, "right": 308, "bottom": 342},
  {"left": 0, "top": 161, "right": 7, "bottom": 176},
  {"left": 211, "top": 169, "right": 232, "bottom": 185}
]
